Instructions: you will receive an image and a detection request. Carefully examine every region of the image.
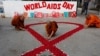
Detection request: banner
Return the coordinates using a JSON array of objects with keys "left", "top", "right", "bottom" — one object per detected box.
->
[{"left": 3, "top": 1, "right": 77, "bottom": 18}]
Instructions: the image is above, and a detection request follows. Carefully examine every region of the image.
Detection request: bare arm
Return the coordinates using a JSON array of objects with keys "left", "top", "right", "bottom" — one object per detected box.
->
[{"left": 48, "top": 31, "right": 54, "bottom": 39}]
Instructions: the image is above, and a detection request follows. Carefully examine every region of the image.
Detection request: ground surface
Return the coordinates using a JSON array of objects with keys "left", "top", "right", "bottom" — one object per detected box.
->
[{"left": 0, "top": 9, "right": 100, "bottom": 56}]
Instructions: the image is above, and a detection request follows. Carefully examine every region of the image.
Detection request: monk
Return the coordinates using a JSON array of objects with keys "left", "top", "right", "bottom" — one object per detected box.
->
[
  {"left": 85, "top": 14, "right": 100, "bottom": 28},
  {"left": 11, "top": 12, "right": 28, "bottom": 30},
  {"left": 45, "top": 21, "right": 58, "bottom": 39}
]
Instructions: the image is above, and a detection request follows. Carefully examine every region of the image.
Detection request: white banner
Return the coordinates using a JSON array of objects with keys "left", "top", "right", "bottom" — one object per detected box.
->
[{"left": 3, "top": 1, "right": 77, "bottom": 17}]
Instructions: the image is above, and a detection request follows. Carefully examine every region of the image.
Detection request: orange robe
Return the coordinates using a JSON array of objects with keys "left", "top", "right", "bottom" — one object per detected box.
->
[
  {"left": 85, "top": 14, "right": 100, "bottom": 28},
  {"left": 11, "top": 15, "right": 25, "bottom": 30},
  {"left": 45, "top": 21, "right": 58, "bottom": 37}
]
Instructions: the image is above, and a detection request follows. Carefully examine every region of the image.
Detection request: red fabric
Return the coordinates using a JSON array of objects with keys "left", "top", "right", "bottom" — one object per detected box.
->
[
  {"left": 11, "top": 14, "right": 25, "bottom": 29},
  {"left": 85, "top": 14, "right": 100, "bottom": 28},
  {"left": 45, "top": 21, "right": 58, "bottom": 37},
  {"left": 22, "top": 22, "right": 84, "bottom": 56}
]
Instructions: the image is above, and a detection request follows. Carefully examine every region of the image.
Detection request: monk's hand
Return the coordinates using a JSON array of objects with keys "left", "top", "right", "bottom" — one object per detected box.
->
[
  {"left": 47, "top": 31, "right": 54, "bottom": 40},
  {"left": 46, "top": 35, "right": 51, "bottom": 40},
  {"left": 22, "top": 28, "right": 26, "bottom": 31},
  {"left": 20, "top": 27, "right": 26, "bottom": 31}
]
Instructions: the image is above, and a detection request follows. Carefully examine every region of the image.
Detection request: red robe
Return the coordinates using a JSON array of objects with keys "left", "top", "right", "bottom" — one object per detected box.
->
[
  {"left": 45, "top": 21, "right": 58, "bottom": 37},
  {"left": 11, "top": 14, "right": 24, "bottom": 30},
  {"left": 85, "top": 14, "right": 100, "bottom": 28}
]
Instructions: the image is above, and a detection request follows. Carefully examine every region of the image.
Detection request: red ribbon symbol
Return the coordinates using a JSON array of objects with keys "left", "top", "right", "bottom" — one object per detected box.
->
[
  {"left": 52, "top": 11, "right": 60, "bottom": 18},
  {"left": 34, "top": 12, "right": 43, "bottom": 18},
  {"left": 21, "top": 22, "right": 84, "bottom": 56},
  {"left": 69, "top": 11, "right": 76, "bottom": 17}
]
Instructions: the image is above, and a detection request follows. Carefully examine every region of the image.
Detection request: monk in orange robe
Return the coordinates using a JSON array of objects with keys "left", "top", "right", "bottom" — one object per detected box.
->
[
  {"left": 45, "top": 21, "right": 58, "bottom": 39},
  {"left": 85, "top": 14, "right": 100, "bottom": 28},
  {"left": 11, "top": 12, "right": 28, "bottom": 30}
]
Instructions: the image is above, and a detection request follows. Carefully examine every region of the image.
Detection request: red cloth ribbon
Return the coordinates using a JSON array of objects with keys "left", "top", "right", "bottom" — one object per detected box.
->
[{"left": 22, "top": 22, "right": 84, "bottom": 56}]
